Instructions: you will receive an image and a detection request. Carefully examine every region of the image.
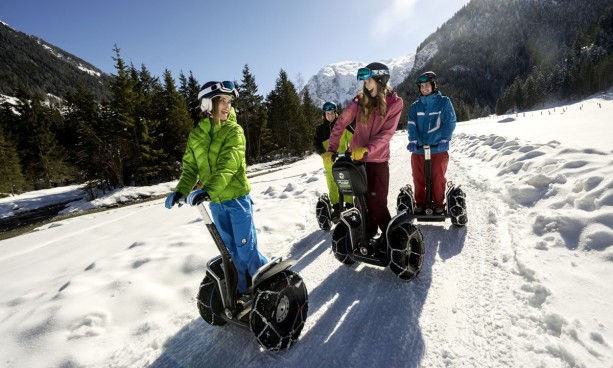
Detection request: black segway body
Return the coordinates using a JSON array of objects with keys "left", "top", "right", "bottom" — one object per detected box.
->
[
  {"left": 193, "top": 203, "right": 308, "bottom": 351},
  {"left": 397, "top": 145, "right": 468, "bottom": 227},
  {"left": 330, "top": 153, "right": 425, "bottom": 280}
]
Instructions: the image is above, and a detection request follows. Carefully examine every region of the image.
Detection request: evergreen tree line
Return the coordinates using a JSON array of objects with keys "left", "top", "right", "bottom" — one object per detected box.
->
[
  {"left": 495, "top": 5, "right": 613, "bottom": 114},
  {"left": 397, "top": 0, "right": 612, "bottom": 121},
  {"left": 0, "top": 47, "right": 322, "bottom": 195}
]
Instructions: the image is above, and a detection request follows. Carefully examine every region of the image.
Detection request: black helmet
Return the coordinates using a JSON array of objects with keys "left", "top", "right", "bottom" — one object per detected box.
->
[
  {"left": 322, "top": 101, "right": 337, "bottom": 112},
  {"left": 198, "top": 81, "right": 239, "bottom": 112},
  {"left": 357, "top": 62, "right": 390, "bottom": 87},
  {"left": 415, "top": 71, "right": 437, "bottom": 94}
]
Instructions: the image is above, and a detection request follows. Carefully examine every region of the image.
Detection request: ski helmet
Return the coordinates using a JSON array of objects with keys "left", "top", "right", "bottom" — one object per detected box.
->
[
  {"left": 198, "top": 80, "right": 239, "bottom": 113},
  {"left": 322, "top": 101, "right": 337, "bottom": 112},
  {"left": 415, "top": 71, "right": 437, "bottom": 94},
  {"left": 357, "top": 62, "right": 390, "bottom": 88}
]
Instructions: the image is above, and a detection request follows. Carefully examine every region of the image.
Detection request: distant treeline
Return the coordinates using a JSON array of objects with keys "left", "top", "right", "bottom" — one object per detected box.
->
[{"left": 0, "top": 47, "right": 322, "bottom": 195}]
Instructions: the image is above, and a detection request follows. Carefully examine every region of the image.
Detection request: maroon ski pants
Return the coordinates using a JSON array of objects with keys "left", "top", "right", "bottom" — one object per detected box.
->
[
  {"left": 361, "top": 161, "right": 392, "bottom": 238},
  {"left": 411, "top": 152, "right": 449, "bottom": 208}
]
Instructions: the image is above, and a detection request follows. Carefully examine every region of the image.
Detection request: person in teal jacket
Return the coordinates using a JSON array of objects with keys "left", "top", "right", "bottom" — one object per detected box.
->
[
  {"left": 313, "top": 101, "right": 355, "bottom": 219},
  {"left": 406, "top": 71, "right": 457, "bottom": 213},
  {"left": 165, "top": 80, "right": 267, "bottom": 294}
]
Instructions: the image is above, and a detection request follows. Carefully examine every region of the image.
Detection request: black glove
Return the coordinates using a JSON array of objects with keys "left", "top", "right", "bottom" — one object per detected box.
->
[{"left": 187, "top": 189, "right": 211, "bottom": 206}]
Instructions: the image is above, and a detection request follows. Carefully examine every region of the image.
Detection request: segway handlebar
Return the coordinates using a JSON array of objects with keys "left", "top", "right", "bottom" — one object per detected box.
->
[
  {"left": 333, "top": 151, "right": 368, "bottom": 161},
  {"left": 416, "top": 144, "right": 439, "bottom": 150}
]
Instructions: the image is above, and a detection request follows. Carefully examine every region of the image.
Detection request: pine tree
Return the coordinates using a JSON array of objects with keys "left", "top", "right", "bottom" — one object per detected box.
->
[
  {"left": 301, "top": 89, "right": 321, "bottom": 152},
  {"left": 235, "top": 64, "right": 273, "bottom": 162},
  {"left": 0, "top": 126, "right": 26, "bottom": 195},
  {"left": 178, "top": 71, "right": 201, "bottom": 126},
  {"left": 14, "top": 93, "right": 71, "bottom": 188},
  {"left": 266, "top": 70, "right": 307, "bottom": 156},
  {"left": 155, "top": 69, "right": 193, "bottom": 180},
  {"left": 64, "top": 85, "right": 102, "bottom": 184}
]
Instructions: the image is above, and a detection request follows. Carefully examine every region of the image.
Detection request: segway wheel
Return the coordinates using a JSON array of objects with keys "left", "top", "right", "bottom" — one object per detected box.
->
[
  {"left": 388, "top": 223, "right": 425, "bottom": 281},
  {"left": 447, "top": 186, "right": 468, "bottom": 227},
  {"left": 331, "top": 222, "right": 355, "bottom": 264},
  {"left": 250, "top": 270, "right": 308, "bottom": 351},
  {"left": 196, "top": 274, "right": 227, "bottom": 326},
  {"left": 316, "top": 194, "right": 332, "bottom": 231},
  {"left": 396, "top": 184, "right": 415, "bottom": 214}
]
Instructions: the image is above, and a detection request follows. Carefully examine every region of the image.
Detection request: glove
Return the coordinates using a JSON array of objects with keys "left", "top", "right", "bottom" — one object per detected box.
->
[
  {"left": 407, "top": 141, "right": 417, "bottom": 153},
  {"left": 322, "top": 151, "right": 334, "bottom": 164},
  {"left": 437, "top": 140, "right": 449, "bottom": 151},
  {"left": 187, "top": 189, "right": 211, "bottom": 206},
  {"left": 351, "top": 147, "right": 368, "bottom": 161},
  {"left": 164, "top": 192, "right": 184, "bottom": 209}
]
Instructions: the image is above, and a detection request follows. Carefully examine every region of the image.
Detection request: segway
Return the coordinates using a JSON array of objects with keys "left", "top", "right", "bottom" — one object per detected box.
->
[
  {"left": 397, "top": 144, "right": 468, "bottom": 227},
  {"left": 192, "top": 201, "right": 309, "bottom": 351},
  {"left": 316, "top": 193, "right": 337, "bottom": 231},
  {"left": 330, "top": 152, "right": 425, "bottom": 281}
]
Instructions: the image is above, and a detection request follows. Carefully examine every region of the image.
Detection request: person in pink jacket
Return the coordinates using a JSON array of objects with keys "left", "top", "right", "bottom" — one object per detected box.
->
[{"left": 322, "top": 62, "right": 403, "bottom": 249}]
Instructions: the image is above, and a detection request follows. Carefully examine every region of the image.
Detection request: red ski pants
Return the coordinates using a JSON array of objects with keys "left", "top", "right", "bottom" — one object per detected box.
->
[{"left": 411, "top": 152, "right": 449, "bottom": 208}]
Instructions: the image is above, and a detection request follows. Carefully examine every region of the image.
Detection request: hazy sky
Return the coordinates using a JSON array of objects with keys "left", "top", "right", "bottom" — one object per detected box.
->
[{"left": 1, "top": 0, "right": 470, "bottom": 94}]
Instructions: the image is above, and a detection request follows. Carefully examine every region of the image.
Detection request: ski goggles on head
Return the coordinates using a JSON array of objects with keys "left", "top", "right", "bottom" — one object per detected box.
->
[
  {"left": 197, "top": 80, "right": 238, "bottom": 100},
  {"left": 322, "top": 102, "right": 336, "bottom": 111},
  {"left": 356, "top": 67, "right": 390, "bottom": 81},
  {"left": 415, "top": 75, "right": 431, "bottom": 84},
  {"left": 415, "top": 72, "right": 436, "bottom": 84}
]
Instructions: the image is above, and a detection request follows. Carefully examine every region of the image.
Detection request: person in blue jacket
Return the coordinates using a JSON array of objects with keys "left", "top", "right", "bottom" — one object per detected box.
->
[{"left": 406, "top": 71, "right": 457, "bottom": 213}]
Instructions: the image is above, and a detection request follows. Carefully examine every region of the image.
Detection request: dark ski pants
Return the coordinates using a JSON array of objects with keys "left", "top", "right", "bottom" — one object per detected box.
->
[
  {"left": 209, "top": 194, "right": 268, "bottom": 293},
  {"left": 362, "top": 161, "right": 392, "bottom": 238},
  {"left": 411, "top": 151, "right": 449, "bottom": 208}
]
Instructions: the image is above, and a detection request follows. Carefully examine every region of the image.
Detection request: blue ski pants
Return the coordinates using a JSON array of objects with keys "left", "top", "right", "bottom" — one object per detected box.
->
[{"left": 209, "top": 194, "right": 268, "bottom": 293}]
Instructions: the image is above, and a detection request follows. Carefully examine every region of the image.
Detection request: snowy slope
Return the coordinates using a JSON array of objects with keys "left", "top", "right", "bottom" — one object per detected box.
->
[{"left": 0, "top": 94, "right": 612, "bottom": 367}]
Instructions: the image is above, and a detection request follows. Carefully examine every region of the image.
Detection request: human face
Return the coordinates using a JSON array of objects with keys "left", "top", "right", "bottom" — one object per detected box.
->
[
  {"left": 324, "top": 110, "right": 336, "bottom": 122},
  {"left": 215, "top": 96, "right": 233, "bottom": 121},
  {"left": 364, "top": 78, "right": 378, "bottom": 97},
  {"left": 419, "top": 82, "right": 433, "bottom": 96}
]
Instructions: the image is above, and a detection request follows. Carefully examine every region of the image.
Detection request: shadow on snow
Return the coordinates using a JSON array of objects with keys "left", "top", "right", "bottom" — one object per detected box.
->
[{"left": 149, "top": 221, "right": 467, "bottom": 368}]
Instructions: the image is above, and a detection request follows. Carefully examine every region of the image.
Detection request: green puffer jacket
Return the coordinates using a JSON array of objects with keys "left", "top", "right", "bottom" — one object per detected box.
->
[{"left": 174, "top": 108, "right": 250, "bottom": 203}]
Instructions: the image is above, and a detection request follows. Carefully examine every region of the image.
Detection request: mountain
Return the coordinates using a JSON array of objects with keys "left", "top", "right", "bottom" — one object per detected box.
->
[
  {"left": 395, "top": 0, "right": 613, "bottom": 116},
  {"left": 304, "top": 54, "right": 414, "bottom": 108},
  {"left": 0, "top": 20, "right": 111, "bottom": 101}
]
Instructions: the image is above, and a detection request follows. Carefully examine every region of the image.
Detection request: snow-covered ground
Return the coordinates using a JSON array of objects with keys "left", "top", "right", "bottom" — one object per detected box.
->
[{"left": 0, "top": 94, "right": 612, "bottom": 367}]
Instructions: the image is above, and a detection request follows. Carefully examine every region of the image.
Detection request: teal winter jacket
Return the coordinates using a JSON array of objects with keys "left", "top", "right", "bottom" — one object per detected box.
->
[{"left": 174, "top": 108, "right": 251, "bottom": 203}]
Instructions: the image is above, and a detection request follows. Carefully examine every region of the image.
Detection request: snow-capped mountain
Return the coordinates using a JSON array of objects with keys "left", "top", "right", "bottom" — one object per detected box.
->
[{"left": 305, "top": 54, "right": 415, "bottom": 107}]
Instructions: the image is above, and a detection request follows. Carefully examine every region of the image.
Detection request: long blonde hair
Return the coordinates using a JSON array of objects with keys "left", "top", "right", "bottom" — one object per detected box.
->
[{"left": 359, "top": 84, "right": 391, "bottom": 125}]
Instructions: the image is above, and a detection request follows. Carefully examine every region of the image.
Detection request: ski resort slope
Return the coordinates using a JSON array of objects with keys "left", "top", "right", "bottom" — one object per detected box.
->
[{"left": 0, "top": 94, "right": 612, "bottom": 367}]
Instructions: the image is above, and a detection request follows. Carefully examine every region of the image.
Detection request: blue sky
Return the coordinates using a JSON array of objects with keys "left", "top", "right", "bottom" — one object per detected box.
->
[{"left": 1, "top": 0, "right": 469, "bottom": 95}]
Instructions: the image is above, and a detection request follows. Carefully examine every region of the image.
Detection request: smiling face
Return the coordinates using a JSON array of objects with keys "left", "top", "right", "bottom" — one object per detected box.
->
[
  {"left": 324, "top": 110, "right": 336, "bottom": 122},
  {"left": 364, "top": 78, "right": 379, "bottom": 98},
  {"left": 419, "top": 82, "right": 433, "bottom": 96},
  {"left": 214, "top": 95, "right": 233, "bottom": 121}
]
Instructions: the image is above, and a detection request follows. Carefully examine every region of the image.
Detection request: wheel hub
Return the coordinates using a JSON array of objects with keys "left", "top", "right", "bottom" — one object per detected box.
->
[{"left": 276, "top": 295, "right": 290, "bottom": 322}]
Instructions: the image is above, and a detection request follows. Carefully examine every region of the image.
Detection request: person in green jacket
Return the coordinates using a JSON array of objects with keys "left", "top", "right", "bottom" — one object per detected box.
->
[
  {"left": 313, "top": 101, "right": 355, "bottom": 219},
  {"left": 165, "top": 80, "right": 267, "bottom": 294}
]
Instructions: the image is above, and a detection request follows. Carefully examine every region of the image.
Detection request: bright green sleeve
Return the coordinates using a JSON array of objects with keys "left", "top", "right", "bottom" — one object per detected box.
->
[{"left": 174, "top": 134, "right": 200, "bottom": 196}]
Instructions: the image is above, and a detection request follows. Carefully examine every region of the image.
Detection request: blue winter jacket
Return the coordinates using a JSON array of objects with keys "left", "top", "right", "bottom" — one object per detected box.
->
[{"left": 406, "top": 91, "right": 457, "bottom": 154}]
